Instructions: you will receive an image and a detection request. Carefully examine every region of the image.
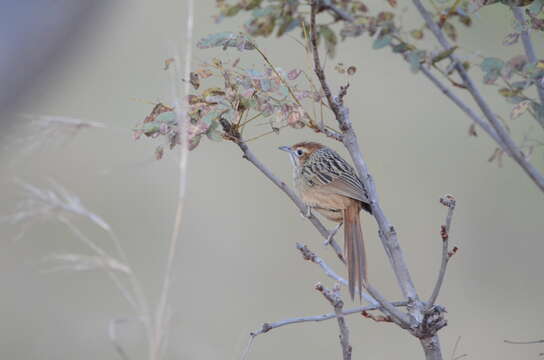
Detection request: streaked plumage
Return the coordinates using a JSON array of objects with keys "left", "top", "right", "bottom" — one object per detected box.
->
[{"left": 280, "top": 141, "right": 371, "bottom": 300}]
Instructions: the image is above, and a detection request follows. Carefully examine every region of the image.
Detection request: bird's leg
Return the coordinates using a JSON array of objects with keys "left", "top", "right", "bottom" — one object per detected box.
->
[
  {"left": 324, "top": 222, "right": 343, "bottom": 246},
  {"left": 300, "top": 205, "right": 313, "bottom": 219}
]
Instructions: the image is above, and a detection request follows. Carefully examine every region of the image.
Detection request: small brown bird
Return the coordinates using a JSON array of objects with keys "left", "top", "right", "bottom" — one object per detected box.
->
[{"left": 279, "top": 142, "right": 371, "bottom": 300}]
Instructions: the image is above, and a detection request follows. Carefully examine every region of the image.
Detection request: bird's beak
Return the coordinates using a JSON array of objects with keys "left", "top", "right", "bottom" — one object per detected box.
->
[{"left": 278, "top": 145, "right": 292, "bottom": 153}]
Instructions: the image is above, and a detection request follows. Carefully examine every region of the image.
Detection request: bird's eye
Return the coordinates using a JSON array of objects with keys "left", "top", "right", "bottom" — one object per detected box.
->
[{"left": 296, "top": 149, "right": 304, "bottom": 156}]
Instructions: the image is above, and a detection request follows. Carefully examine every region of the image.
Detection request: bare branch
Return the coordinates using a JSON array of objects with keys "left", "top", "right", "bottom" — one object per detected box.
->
[
  {"left": 511, "top": 6, "right": 544, "bottom": 114},
  {"left": 315, "top": 283, "right": 352, "bottom": 360},
  {"left": 250, "top": 301, "right": 408, "bottom": 337},
  {"left": 426, "top": 195, "right": 457, "bottom": 309},
  {"left": 296, "top": 243, "right": 377, "bottom": 305},
  {"left": 419, "top": 66, "right": 505, "bottom": 148},
  {"left": 412, "top": 0, "right": 544, "bottom": 193}
]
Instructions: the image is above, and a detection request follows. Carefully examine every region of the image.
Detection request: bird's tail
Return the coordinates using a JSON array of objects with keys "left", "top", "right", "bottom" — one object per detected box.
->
[{"left": 344, "top": 202, "right": 367, "bottom": 301}]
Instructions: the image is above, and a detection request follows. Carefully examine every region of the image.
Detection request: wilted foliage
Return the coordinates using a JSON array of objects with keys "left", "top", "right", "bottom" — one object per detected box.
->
[
  {"left": 133, "top": 32, "right": 336, "bottom": 157},
  {"left": 135, "top": 0, "right": 544, "bottom": 165}
]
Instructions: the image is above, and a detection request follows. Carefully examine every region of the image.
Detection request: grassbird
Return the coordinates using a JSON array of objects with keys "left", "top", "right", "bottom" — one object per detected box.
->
[{"left": 279, "top": 142, "right": 371, "bottom": 300}]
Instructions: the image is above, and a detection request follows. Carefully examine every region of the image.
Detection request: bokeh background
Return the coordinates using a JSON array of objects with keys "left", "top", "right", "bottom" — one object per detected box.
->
[{"left": 1, "top": 1, "right": 543, "bottom": 359}]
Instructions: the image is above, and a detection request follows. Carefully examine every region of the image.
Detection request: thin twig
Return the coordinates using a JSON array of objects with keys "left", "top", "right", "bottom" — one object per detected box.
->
[
  {"left": 319, "top": 0, "right": 356, "bottom": 22},
  {"left": 412, "top": 0, "right": 544, "bottom": 193},
  {"left": 504, "top": 339, "right": 544, "bottom": 345},
  {"left": 296, "top": 243, "right": 377, "bottom": 305},
  {"left": 154, "top": 1, "right": 194, "bottom": 358},
  {"left": 250, "top": 300, "right": 409, "bottom": 337},
  {"left": 426, "top": 195, "right": 457, "bottom": 309},
  {"left": 511, "top": 6, "right": 544, "bottom": 121},
  {"left": 315, "top": 283, "right": 352, "bottom": 360},
  {"left": 419, "top": 66, "right": 505, "bottom": 148}
]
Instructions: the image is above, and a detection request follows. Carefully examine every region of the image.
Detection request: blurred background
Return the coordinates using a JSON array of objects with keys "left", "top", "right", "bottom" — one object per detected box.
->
[{"left": 0, "top": 1, "right": 543, "bottom": 359}]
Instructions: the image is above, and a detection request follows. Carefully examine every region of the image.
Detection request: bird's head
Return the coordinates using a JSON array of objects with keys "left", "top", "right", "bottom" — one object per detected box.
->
[{"left": 278, "top": 141, "right": 324, "bottom": 168}]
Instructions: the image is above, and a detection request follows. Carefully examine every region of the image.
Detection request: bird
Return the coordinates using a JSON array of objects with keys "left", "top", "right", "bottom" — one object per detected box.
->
[{"left": 279, "top": 141, "right": 371, "bottom": 300}]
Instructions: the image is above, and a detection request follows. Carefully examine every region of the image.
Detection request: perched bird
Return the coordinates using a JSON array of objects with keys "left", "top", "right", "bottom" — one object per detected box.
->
[{"left": 279, "top": 142, "right": 371, "bottom": 300}]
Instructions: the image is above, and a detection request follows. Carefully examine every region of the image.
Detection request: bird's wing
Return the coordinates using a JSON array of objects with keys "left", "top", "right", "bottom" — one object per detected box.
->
[{"left": 303, "top": 148, "right": 369, "bottom": 203}]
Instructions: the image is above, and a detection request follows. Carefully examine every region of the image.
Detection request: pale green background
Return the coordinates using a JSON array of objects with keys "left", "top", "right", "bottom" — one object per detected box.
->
[{"left": 1, "top": 1, "right": 543, "bottom": 360}]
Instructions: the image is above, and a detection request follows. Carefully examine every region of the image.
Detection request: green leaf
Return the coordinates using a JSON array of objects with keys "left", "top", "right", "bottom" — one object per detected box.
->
[
  {"left": 481, "top": 57, "right": 504, "bottom": 73},
  {"left": 196, "top": 32, "right": 255, "bottom": 51},
  {"left": 206, "top": 120, "right": 223, "bottom": 142},
  {"left": 432, "top": 46, "right": 457, "bottom": 65},
  {"left": 319, "top": 25, "right": 337, "bottom": 57},
  {"left": 408, "top": 50, "right": 425, "bottom": 74},
  {"left": 528, "top": 0, "right": 544, "bottom": 15},
  {"left": 443, "top": 22, "right": 457, "bottom": 42},
  {"left": 372, "top": 34, "right": 393, "bottom": 49},
  {"left": 483, "top": 69, "right": 500, "bottom": 84},
  {"left": 155, "top": 111, "right": 177, "bottom": 124},
  {"left": 222, "top": 4, "right": 241, "bottom": 17},
  {"left": 201, "top": 109, "right": 222, "bottom": 126},
  {"left": 392, "top": 43, "right": 411, "bottom": 53},
  {"left": 277, "top": 17, "right": 300, "bottom": 37}
]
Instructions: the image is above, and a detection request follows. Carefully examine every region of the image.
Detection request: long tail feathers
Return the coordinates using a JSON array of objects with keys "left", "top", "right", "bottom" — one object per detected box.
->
[{"left": 344, "top": 203, "right": 367, "bottom": 301}]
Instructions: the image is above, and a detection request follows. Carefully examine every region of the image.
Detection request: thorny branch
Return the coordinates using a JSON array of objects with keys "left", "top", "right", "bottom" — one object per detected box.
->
[
  {"left": 316, "top": 283, "right": 352, "bottom": 360},
  {"left": 426, "top": 195, "right": 457, "bottom": 310},
  {"left": 412, "top": 0, "right": 544, "bottom": 194}
]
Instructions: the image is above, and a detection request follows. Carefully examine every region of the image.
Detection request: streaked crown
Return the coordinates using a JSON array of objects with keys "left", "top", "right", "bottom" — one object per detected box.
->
[{"left": 279, "top": 141, "right": 324, "bottom": 168}]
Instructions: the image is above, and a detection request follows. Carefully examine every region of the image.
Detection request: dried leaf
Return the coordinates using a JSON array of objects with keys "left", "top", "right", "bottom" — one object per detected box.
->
[
  {"left": 510, "top": 100, "right": 531, "bottom": 119},
  {"left": 144, "top": 103, "right": 173, "bottom": 123},
  {"left": 410, "top": 29, "right": 424, "bottom": 40},
  {"left": 164, "top": 58, "right": 174, "bottom": 70},
  {"left": 387, "top": 0, "right": 398, "bottom": 7},
  {"left": 190, "top": 72, "right": 200, "bottom": 90},
  {"left": 196, "top": 32, "right": 255, "bottom": 51},
  {"left": 377, "top": 11, "right": 394, "bottom": 22},
  {"left": 155, "top": 145, "right": 164, "bottom": 160},
  {"left": 443, "top": 22, "right": 457, "bottom": 42},
  {"left": 334, "top": 63, "right": 346, "bottom": 74},
  {"left": 195, "top": 68, "right": 213, "bottom": 79},
  {"left": 468, "top": 123, "right": 478, "bottom": 137},
  {"left": 502, "top": 33, "right": 520, "bottom": 46},
  {"left": 287, "top": 69, "right": 302, "bottom": 80}
]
